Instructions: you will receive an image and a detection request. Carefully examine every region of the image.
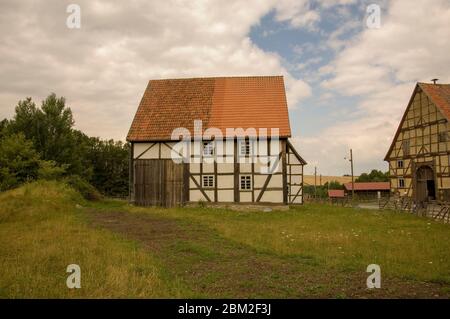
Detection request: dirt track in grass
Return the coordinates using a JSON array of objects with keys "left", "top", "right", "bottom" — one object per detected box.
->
[{"left": 88, "top": 210, "right": 450, "bottom": 298}]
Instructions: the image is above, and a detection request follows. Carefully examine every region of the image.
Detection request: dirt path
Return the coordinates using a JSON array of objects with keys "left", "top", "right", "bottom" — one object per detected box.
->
[{"left": 88, "top": 210, "right": 449, "bottom": 298}]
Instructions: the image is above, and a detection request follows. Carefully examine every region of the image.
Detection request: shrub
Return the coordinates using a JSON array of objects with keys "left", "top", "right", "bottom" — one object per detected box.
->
[
  {"left": 64, "top": 175, "right": 102, "bottom": 201},
  {"left": 38, "top": 160, "right": 67, "bottom": 180},
  {"left": 0, "top": 133, "right": 41, "bottom": 191}
]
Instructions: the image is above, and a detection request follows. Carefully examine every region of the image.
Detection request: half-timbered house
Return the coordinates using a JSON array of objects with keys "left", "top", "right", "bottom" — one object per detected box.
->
[
  {"left": 385, "top": 82, "right": 450, "bottom": 204},
  {"left": 127, "top": 76, "right": 306, "bottom": 207}
]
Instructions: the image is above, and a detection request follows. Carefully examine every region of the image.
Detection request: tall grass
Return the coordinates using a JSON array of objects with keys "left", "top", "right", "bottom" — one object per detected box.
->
[
  {"left": 135, "top": 204, "right": 450, "bottom": 284},
  {"left": 0, "top": 181, "right": 183, "bottom": 298}
]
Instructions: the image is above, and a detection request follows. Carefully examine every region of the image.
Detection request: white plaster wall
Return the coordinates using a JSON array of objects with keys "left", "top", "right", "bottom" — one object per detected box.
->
[
  {"left": 240, "top": 192, "right": 252, "bottom": 202},
  {"left": 217, "top": 175, "right": 234, "bottom": 188},
  {"left": 218, "top": 190, "right": 234, "bottom": 202},
  {"left": 190, "top": 190, "right": 207, "bottom": 202},
  {"left": 217, "top": 163, "right": 234, "bottom": 173},
  {"left": 134, "top": 143, "right": 159, "bottom": 159},
  {"left": 260, "top": 190, "right": 283, "bottom": 203},
  {"left": 268, "top": 174, "right": 282, "bottom": 188},
  {"left": 291, "top": 165, "right": 303, "bottom": 174},
  {"left": 203, "top": 163, "right": 214, "bottom": 173},
  {"left": 190, "top": 163, "right": 200, "bottom": 173}
]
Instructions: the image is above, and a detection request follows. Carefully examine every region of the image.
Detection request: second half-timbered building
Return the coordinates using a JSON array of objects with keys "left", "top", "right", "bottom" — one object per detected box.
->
[
  {"left": 385, "top": 82, "right": 450, "bottom": 204},
  {"left": 127, "top": 76, "right": 306, "bottom": 207}
]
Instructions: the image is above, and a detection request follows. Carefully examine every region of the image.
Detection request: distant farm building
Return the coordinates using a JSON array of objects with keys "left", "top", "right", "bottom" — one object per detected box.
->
[
  {"left": 344, "top": 182, "right": 390, "bottom": 198},
  {"left": 385, "top": 82, "right": 450, "bottom": 205},
  {"left": 327, "top": 189, "right": 345, "bottom": 202},
  {"left": 127, "top": 76, "right": 306, "bottom": 207},
  {"left": 328, "top": 189, "right": 345, "bottom": 198}
]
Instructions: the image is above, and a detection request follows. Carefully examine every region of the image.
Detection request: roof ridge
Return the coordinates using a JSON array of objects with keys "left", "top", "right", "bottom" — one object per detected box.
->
[{"left": 149, "top": 75, "right": 284, "bottom": 82}]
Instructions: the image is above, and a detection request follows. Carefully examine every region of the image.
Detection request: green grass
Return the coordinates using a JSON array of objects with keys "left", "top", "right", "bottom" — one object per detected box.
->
[
  {"left": 1, "top": 181, "right": 450, "bottom": 298},
  {"left": 141, "top": 204, "right": 450, "bottom": 284},
  {"left": 0, "top": 181, "right": 185, "bottom": 298}
]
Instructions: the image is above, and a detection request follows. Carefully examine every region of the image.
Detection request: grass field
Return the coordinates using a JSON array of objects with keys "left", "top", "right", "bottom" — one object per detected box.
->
[{"left": 1, "top": 181, "right": 450, "bottom": 298}]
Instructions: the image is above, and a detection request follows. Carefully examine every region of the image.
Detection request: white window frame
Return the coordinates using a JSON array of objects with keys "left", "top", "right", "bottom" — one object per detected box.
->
[
  {"left": 397, "top": 160, "right": 404, "bottom": 168},
  {"left": 203, "top": 141, "right": 215, "bottom": 157},
  {"left": 398, "top": 178, "right": 405, "bottom": 188},
  {"left": 240, "top": 175, "right": 252, "bottom": 190},
  {"left": 202, "top": 175, "right": 214, "bottom": 188},
  {"left": 239, "top": 140, "right": 252, "bottom": 156}
]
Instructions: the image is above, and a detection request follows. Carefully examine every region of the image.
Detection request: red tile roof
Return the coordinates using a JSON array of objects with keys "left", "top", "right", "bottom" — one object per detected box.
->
[
  {"left": 344, "top": 182, "right": 390, "bottom": 191},
  {"left": 328, "top": 190, "right": 345, "bottom": 198},
  {"left": 418, "top": 83, "right": 450, "bottom": 120},
  {"left": 385, "top": 82, "right": 450, "bottom": 160},
  {"left": 127, "top": 76, "right": 292, "bottom": 141}
]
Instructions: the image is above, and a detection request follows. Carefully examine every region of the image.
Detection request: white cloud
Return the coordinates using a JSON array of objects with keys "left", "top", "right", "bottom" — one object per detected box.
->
[
  {"left": 0, "top": 0, "right": 313, "bottom": 140},
  {"left": 274, "top": 0, "right": 320, "bottom": 30},
  {"left": 298, "top": 0, "right": 450, "bottom": 175}
]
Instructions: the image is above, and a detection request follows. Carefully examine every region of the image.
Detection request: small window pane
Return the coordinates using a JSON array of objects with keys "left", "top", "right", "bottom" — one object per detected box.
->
[
  {"left": 203, "top": 141, "right": 215, "bottom": 156},
  {"left": 240, "top": 175, "right": 252, "bottom": 190},
  {"left": 240, "top": 140, "right": 251, "bottom": 156},
  {"left": 397, "top": 160, "right": 404, "bottom": 168},
  {"left": 202, "top": 175, "right": 214, "bottom": 188}
]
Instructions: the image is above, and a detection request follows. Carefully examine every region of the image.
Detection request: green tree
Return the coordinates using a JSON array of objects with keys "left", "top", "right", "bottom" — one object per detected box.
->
[
  {"left": 8, "top": 94, "right": 89, "bottom": 177},
  {"left": 326, "top": 180, "right": 344, "bottom": 190},
  {"left": 4, "top": 93, "right": 129, "bottom": 197},
  {"left": 86, "top": 138, "right": 129, "bottom": 196},
  {"left": 0, "top": 133, "right": 41, "bottom": 191},
  {"left": 356, "top": 169, "right": 389, "bottom": 182},
  {"left": 0, "top": 119, "right": 8, "bottom": 139}
]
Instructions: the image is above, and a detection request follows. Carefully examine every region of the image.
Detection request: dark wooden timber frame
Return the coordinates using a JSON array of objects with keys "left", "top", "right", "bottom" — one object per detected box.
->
[
  {"left": 286, "top": 140, "right": 307, "bottom": 204},
  {"left": 412, "top": 161, "right": 438, "bottom": 203},
  {"left": 129, "top": 137, "right": 306, "bottom": 206},
  {"left": 385, "top": 86, "right": 450, "bottom": 203}
]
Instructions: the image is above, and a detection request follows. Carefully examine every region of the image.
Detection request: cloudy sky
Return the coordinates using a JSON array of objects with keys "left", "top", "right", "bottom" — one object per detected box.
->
[{"left": 1, "top": 0, "right": 449, "bottom": 175}]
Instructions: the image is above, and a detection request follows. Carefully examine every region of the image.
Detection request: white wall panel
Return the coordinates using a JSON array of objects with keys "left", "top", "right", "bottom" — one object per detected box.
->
[
  {"left": 240, "top": 192, "right": 252, "bottom": 202},
  {"left": 218, "top": 190, "right": 234, "bottom": 202},
  {"left": 260, "top": 190, "right": 283, "bottom": 203},
  {"left": 218, "top": 175, "right": 234, "bottom": 188}
]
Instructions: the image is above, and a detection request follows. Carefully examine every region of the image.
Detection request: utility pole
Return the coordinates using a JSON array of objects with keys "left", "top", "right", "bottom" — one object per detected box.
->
[
  {"left": 350, "top": 149, "right": 355, "bottom": 202},
  {"left": 314, "top": 166, "right": 317, "bottom": 199},
  {"left": 345, "top": 149, "right": 355, "bottom": 204}
]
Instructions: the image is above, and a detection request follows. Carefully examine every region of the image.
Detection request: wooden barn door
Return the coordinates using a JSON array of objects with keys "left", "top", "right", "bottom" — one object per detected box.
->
[
  {"left": 134, "top": 159, "right": 185, "bottom": 207},
  {"left": 415, "top": 165, "right": 436, "bottom": 204},
  {"left": 164, "top": 160, "right": 185, "bottom": 207}
]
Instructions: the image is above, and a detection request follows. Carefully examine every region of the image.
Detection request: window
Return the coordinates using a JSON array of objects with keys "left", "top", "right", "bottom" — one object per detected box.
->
[
  {"left": 398, "top": 179, "right": 405, "bottom": 188},
  {"left": 239, "top": 140, "right": 251, "bottom": 156},
  {"left": 240, "top": 175, "right": 252, "bottom": 190},
  {"left": 439, "top": 132, "right": 448, "bottom": 143},
  {"left": 397, "top": 160, "right": 404, "bottom": 168},
  {"left": 202, "top": 175, "right": 214, "bottom": 188},
  {"left": 402, "top": 140, "right": 410, "bottom": 156},
  {"left": 203, "top": 141, "right": 215, "bottom": 156}
]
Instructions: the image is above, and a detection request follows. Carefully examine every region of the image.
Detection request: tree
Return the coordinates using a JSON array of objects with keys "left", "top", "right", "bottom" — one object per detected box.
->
[
  {"left": 8, "top": 94, "right": 88, "bottom": 177},
  {"left": 86, "top": 138, "right": 129, "bottom": 196},
  {"left": 0, "top": 119, "right": 8, "bottom": 140},
  {"left": 0, "top": 133, "right": 41, "bottom": 191},
  {"left": 3, "top": 93, "right": 130, "bottom": 197},
  {"left": 327, "top": 180, "right": 344, "bottom": 190},
  {"left": 356, "top": 169, "right": 389, "bottom": 182}
]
